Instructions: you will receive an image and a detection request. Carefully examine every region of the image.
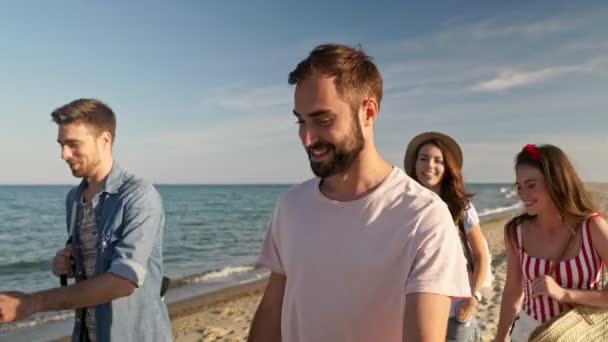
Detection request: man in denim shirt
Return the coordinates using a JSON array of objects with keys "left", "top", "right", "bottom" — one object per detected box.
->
[{"left": 0, "top": 99, "right": 172, "bottom": 341}]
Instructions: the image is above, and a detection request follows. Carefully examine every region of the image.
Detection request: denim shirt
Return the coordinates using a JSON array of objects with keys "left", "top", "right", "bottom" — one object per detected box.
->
[{"left": 65, "top": 163, "right": 172, "bottom": 342}]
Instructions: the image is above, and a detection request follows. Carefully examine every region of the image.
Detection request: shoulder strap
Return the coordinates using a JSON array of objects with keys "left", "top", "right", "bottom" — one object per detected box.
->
[
  {"left": 585, "top": 213, "right": 606, "bottom": 289},
  {"left": 585, "top": 213, "right": 601, "bottom": 248},
  {"left": 458, "top": 219, "right": 475, "bottom": 272},
  {"left": 516, "top": 224, "right": 525, "bottom": 262}
]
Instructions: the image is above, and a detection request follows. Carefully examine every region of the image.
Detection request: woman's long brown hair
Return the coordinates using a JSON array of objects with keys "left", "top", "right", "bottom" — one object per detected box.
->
[
  {"left": 410, "top": 139, "right": 473, "bottom": 224},
  {"left": 505, "top": 144, "right": 597, "bottom": 248}
]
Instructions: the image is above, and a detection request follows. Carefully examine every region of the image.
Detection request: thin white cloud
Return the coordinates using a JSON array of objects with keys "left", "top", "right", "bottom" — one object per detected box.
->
[
  {"left": 471, "top": 65, "right": 585, "bottom": 92},
  {"left": 199, "top": 84, "right": 292, "bottom": 113},
  {"left": 382, "top": 60, "right": 494, "bottom": 100},
  {"left": 560, "top": 39, "right": 608, "bottom": 53},
  {"left": 215, "top": 85, "right": 292, "bottom": 111},
  {"left": 470, "top": 18, "right": 579, "bottom": 40},
  {"left": 471, "top": 54, "right": 608, "bottom": 93},
  {"left": 586, "top": 55, "right": 608, "bottom": 72},
  {"left": 374, "top": 11, "right": 602, "bottom": 97},
  {"left": 119, "top": 111, "right": 307, "bottom": 184},
  {"left": 381, "top": 16, "right": 581, "bottom": 57},
  {"left": 142, "top": 114, "right": 295, "bottom": 152}
]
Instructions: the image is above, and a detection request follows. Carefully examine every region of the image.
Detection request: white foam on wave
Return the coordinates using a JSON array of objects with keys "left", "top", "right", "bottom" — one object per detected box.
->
[
  {"left": 478, "top": 202, "right": 523, "bottom": 217},
  {"left": 186, "top": 265, "right": 256, "bottom": 283},
  {"left": 0, "top": 310, "right": 73, "bottom": 333},
  {"left": 500, "top": 186, "right": 517, "bottom": 199}
]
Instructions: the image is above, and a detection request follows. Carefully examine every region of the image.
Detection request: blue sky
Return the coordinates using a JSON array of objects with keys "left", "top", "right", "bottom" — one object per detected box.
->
[{"left": 1, "top": 1, "right": 606, "bottom": 184}]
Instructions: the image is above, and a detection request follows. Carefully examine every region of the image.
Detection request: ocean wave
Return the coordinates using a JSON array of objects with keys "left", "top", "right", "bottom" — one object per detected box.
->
[
  {"left": 500, "top": 186, "right": 517, "bottom": 199},
  {"left": 183, "top": 265, "right": 257, "bottom": 284},
  {"left": 0, "top": 310, "right": 73, "bottom": 333},
  {"left": 0, "top": 259, "right": 49, "bottom": 274},
  {"left": 0, "top": 265, "right": 262, "bottom": 334},
  {"left": 478, "top": 202, "right": 522, "bottom": 217}
]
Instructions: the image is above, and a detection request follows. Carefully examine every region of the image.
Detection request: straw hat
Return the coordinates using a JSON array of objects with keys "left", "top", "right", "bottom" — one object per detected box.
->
[{"left": 403, "top": 132, "right": 463, "bottom": 177}]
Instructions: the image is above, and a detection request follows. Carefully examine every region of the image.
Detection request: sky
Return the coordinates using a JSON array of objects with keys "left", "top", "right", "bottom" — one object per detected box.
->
[{"left": 0, "top": 0, "right": 606, "bottom": 184}]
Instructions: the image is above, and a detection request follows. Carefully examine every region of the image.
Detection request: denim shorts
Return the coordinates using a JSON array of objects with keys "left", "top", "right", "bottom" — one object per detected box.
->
[{"left": 446, "top": 316, "right": 480, "bottom": 342}]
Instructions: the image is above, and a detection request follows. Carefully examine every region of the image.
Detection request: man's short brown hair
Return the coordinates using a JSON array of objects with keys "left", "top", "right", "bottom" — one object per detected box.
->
[
  {"left": 51, "top": 98, "right": 116, "bottom": 140},
  {"left": 288, "top": 44, "right": 383, "bottom": 110}
]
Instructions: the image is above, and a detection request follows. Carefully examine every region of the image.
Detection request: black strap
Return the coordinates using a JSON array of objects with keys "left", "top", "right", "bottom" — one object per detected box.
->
[
  {"left": 458, "top": 219, "right": 475, "bottom": 273},
  {"left": 160, "top": 276, "right": 170, "bottom": 297},
  {"left": 60, "top": 236, "right": 75, "bottom": 287}
]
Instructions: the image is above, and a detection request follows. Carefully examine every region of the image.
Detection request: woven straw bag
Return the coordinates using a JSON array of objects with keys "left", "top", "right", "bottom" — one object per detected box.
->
[
  {"left": 528, "top": 305, "right": 608, "bottom": 341},
  {"left": 529, "top": 216, "right": 608, "bottom": 342}
]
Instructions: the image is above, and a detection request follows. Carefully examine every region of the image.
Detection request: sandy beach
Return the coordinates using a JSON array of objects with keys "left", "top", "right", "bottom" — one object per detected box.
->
[
  {"left": 168, "top": 215, "right": 511, "bottom": 342},
  {"left": 166, "top": 184, "right": 608, "bottom": 342}
]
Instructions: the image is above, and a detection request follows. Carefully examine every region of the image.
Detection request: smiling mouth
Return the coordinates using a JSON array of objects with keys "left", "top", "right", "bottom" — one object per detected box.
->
[
  {"left": 308, "top": 146, "right": 331, "bottom": 161},
  {"left": 522, "top": 200, "right": 536, "bottom": 207}
]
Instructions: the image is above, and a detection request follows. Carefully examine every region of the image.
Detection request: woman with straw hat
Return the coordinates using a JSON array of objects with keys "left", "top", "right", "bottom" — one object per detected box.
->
[{"left": 404, "top": 132, "right": 492, "bottom": 342}]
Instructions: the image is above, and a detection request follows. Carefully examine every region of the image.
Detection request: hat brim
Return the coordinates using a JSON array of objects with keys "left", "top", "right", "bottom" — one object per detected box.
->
[{"left": 403, "top": 132, "right": 463, "bottom": 177}]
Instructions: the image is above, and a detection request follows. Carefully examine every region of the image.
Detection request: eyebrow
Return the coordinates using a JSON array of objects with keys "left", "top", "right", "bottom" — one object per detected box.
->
[
  {"left": 57, "top": 139, "right": 82, "bottom": 145},
  {"left": 292, "top": 109, "right": 335, "bottom": 118},
  {"left": 515, "top": 179, "right": 537, "bottom": 186},
  {"left": 418, "top": 153, "right": 443, "bottom": 159}
]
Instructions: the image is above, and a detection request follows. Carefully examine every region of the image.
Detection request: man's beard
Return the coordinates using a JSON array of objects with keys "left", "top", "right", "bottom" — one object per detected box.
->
[
  {"left": 67, "top": 156, "right": 101, "bottom": 178},
  {"left": 307, "top": 119, "right": 365, "bottom": 178}
]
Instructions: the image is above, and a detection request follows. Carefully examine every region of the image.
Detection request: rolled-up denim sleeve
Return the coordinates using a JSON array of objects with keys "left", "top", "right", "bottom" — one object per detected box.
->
[{"left": 108, "top": 185, "right": 164, "bottom": 287}]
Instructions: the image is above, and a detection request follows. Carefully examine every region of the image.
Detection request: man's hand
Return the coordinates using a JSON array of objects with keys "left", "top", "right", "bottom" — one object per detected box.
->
[
  {"left": 52, "top": 245, "right": 74, "bottom": 278},
  {"left": 1, "top": 272, "right": 135, "bottom": 323},
  {"left": 456, "top": 297, "right": 478, "bottom": 322},
  {"left": 0, "top": 292, "right": 35, "bottom": 323}
]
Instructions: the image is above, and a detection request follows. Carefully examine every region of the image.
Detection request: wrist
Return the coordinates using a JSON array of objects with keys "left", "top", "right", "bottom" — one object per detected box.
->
[
  {"left": 558, "top": 288, "right": 569, "bottom": 303},
  {"left": 24, "top": 292, "right": 43, "bottom": 315},
  {"left": 472, "top": 289, "right": 482, "bottom": 303}
]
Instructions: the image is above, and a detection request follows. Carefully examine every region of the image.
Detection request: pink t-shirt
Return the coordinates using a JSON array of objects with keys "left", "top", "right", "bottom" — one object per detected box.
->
[{"left": 259, "top": 167, "right": 470, "bottom": 342}]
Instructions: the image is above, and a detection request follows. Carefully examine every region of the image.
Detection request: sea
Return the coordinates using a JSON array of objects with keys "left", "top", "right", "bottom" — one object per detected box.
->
[{"left": 0, "top": 182, "right": 521, "bottom": 335}]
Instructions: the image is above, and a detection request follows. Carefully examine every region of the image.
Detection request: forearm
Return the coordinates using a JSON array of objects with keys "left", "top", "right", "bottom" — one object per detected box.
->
[
  {"left": 561, "top": 288, "right": 608, "bottom": 308},
  {"left": 28, "top": 273, "right": 134, "bottom": 313},
  {"left": 495, "top": 289, "right": 522, "bottom": 341},
  {"left": 471, "top": 259, "right": 489, "bottom": 291},
  {"left": 467, "top": 227, "right": 491, "bottom": 292},
  {"left": 403, "top": 293, "right": 450, "bottom": 342},
  {"left": 247, "top": 306, "right": 281, "bottom": 342}
]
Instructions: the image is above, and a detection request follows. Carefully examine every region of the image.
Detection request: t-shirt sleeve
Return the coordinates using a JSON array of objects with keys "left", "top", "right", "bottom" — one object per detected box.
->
[
  {"left": 463, "top": 203, "right": 480, "bottom": 233},
  {"left": 405, "top": 200, "right": 471, "bottom": 298},
  {"left": 258, "top": 201, "right": 285, "bottom": 275}
]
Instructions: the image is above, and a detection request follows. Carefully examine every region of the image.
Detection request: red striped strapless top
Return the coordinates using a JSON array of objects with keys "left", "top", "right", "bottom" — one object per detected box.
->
[{"left": 514, "top": 214, "right": 603, "bottom": 323}]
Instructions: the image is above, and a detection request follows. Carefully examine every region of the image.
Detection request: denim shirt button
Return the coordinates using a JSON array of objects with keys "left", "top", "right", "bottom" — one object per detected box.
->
[{"left": 101, "top": 240, "right": 107, "bottom": 248}]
